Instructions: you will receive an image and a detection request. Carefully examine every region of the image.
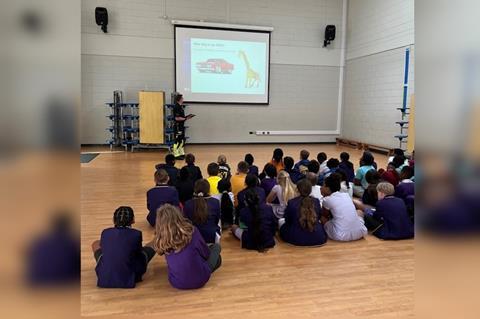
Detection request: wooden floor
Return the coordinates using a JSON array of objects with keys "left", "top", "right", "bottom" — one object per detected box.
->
[{"left": 81, "top": 144, "right": 414, "bottom": 318}]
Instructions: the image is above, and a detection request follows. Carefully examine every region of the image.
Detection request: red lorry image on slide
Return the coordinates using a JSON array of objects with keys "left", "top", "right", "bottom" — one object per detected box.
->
[{"left": 196, "top": 59, "right": 234, "bottom": 74}]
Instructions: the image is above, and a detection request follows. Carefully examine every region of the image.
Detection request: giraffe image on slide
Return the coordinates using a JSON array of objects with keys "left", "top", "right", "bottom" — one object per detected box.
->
[{"left": 238, "top": 50, "right": 260, "bottom": 88}]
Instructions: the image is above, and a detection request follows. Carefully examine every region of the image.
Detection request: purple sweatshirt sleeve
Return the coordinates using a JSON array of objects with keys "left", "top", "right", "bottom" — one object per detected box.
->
[
  {"left": 373, "top": 200, "right": 385, "bottom": 220},
  {"left": 268, "top": 206, "right": 277, "bottom": 234},
  {"left": 146, "top": 191, "right": 151, "bottom": 211},
  {"left": 284, "top": 200, "right": 294, "bottom": 225},
  {"left": 172, "top": 189, "right": 180, "bottom": 206},
  {"left": 194, "top": 229, "right": 210, "bottom": 260},
  {"left": 213, "top": 200, "right": 221, "bottom": 225}
]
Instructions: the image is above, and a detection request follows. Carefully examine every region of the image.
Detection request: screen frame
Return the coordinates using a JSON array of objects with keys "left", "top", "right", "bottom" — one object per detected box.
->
[{"left": 174, "top": 24, "right": 271, "bottom": 105}]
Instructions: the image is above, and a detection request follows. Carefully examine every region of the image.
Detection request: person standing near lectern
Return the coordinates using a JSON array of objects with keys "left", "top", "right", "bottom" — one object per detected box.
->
[{"left": 172, "top": 93, "right": 194, "bottom": 159}]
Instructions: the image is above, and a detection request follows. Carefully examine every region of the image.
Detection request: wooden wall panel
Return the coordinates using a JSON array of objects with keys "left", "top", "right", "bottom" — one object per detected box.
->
[{"left": 139, "top": 91, "right": 164, "bottom": 144}]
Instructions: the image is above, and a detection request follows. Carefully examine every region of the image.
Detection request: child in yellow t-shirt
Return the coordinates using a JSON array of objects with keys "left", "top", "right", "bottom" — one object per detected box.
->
[
  {"left": 230, "top": 161, "right": 249, "bottom": 207},
  {"left": 206, "top": 163, "right": 222, "bottom": 195}
]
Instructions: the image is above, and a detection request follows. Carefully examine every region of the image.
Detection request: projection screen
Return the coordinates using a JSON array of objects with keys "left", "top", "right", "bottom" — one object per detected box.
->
[{"left": 175, "top": 25, "right": 271, "bottom": 104}]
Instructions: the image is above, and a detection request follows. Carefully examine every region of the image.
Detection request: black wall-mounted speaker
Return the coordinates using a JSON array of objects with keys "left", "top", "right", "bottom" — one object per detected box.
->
[
  {"left": 323, "top": 25, "right": 336, "bottom": 47},
  {"left": 95, "top": 7, "right": 108, "bottom": 33}
]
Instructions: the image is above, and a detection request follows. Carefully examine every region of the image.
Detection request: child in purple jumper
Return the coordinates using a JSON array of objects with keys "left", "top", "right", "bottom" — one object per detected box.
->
[{"left": 152, "top": 204, "right": 221, "bottom": 289}]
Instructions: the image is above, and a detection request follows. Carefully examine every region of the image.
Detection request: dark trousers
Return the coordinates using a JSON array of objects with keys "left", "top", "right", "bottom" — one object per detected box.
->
[
  {"left": 94, "top": 246, "right": 156, "bottom": 264},
  {"left": 141, "top": 246, "right": 156, "bottom": 263},
  {"left": 207, "top": 244, "right": 222, "bottom": 273},
  {"left": 364, "top": 214, "right": 383, "bottom": 232},
  {"left": 222, "top": 209, "right": 234, "bottom": 228},
  {"left": 94, "top": 246, "right": 156, "bottom": 283}
]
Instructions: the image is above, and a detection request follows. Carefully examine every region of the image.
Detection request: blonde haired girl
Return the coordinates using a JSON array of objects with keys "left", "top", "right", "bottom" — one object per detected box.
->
[
  {"left": 153, "top": 204, "right": 221, "bottom": 289},
  {"left": 266, "top": 170, "right": 298, "bottom": 218}
]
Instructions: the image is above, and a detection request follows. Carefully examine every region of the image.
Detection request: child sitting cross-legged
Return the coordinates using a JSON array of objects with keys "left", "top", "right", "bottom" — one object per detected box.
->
[
  {"left": 260, "top": 163, "right": 277, "bottom": 197},
  {"left": 212, "top": 179, "right": 235, "bottom": 229},
  {"left": 266, "top": 170, "right": 298, "bottom": 219},
  {"left": 183, "top": 179, "right": 221, "bottom": 244},
  {"left": 362, "top": 182, "right": 414, "bottom": 240},
  {"left": 175, "top": 166, "right": 194, "bottom": 205},
  {"left": 294, "top": 149, "right": 311, "bottom": 171},
  {"left": 152, "top": 204, "right": 222, "bottom": 289},
  {"left": 217, "top": 154, "right": 231, "bottom": 180},
  {"left": 321, "top": 173, "right": 367, "bottom": 241},
  {"left": 339, "top": 152, "right": 355, "bottom": 183},
  {"left": 231, "top": 188, "right": 276, "bottom": 252},
  {"left": 244, "top": 153, "right": 259, "bottom": 177},
  {"left": 92, "top": 206, "right": 156, "bottom": 288},
  {"left": 146, "top": 169, "right": 180, "bottom": 227},
  {"left": 183, "top": 153, "right": 203, "bottom": 182},
  {"left": 279, "top": 179, "right": 327, "bottom": 247},
  {"left": 206, "top": 162, "right": 222, "bottom": 195}
]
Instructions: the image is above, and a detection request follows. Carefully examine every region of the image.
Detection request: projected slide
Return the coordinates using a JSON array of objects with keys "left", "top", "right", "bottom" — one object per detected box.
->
[
  {"left": 191, "top": 38, "right": 266, "bottom": 94},
  {"left": 175, "top": 26, "right": 270, "bottom": 104}
]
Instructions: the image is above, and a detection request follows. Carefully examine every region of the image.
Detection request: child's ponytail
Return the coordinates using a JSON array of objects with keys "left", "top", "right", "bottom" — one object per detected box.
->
[
  {"left": 192, "top": 179, "right": 210, "bottom": 225},
  {"left": 296, "top": 179, "right": 317, "bottom": 232},
  {"left": 244, "top": 188, "right": 265, "bottom": 252},
  {"left": 218, "top": 179, "right": 234, "bottom": 226}
]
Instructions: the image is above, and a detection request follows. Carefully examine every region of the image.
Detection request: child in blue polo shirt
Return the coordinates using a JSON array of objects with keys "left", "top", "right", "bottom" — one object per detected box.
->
[
  {"left": 294, "top": 149, "right": 310, "bottom": 171},
  {"left": 353, "top": 151, "right": 376, "bottom": 197}
]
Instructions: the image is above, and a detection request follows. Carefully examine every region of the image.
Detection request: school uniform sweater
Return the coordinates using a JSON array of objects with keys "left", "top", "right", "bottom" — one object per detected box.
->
[
  {"left": 183, "top": 197, "right": 221, "bottom": 244},
  {"left": 372, "top": 196, "right": 414, "bottom": 240},
  {"left": 237, "top": 187, "right": 266, "bottom": 211},
  {"left": 294, "top": 159, "right": 310, "bottom": 171},
  {"left": 95, "top": 227, "right": 146, "bottom": 288},
  {"left": 184, "top": 164, "right": 203, "bottom": 182},
  {"left": 338, "top": 161, "right": 355, "bottom": 182},
  {"left": 260, "top": 177, "right": 277, "bottom": 198},
  {"left": 285, "top": 168, "right": 305, "bottom": 184},
  {"left": 279, "top": 197, "right": 327, "bottom": 246},
  {"left": 239, "top": 204, "right": 277, "bottom": 250},
  {"left": 164, "top": 227, "right": 212, "bottom": 289},
  {"left": 27, "top": 229, "right": 80, "bottom": 285},
  {"left": 248, "top": 165, "right": 259, "bottom": 176},
  {"left": 175, "top": 179, "right": 194, "bottom": 204},
  {"left": 146, "top": 185, "right": 180, "bottom": 226},
  {"left": 380, "top": 169, "right": 400, "bottom": 186},
  {"left": 362, "top": 184, "right": 379, "bottom": 207},
  {"left": 155, "top": 163, "right": 179, "bottom": 186},
  {"left": 395, "top": 180, "right": 415, "bottom": 200}
]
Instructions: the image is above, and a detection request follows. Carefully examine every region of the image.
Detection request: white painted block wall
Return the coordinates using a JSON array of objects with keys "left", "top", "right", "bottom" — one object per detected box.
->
[
  {"left": 81, "top": 0, "right": 346, "bottom": 144},
  {"left": 342, "top": 0, "right": 414, "bottom": 148}
]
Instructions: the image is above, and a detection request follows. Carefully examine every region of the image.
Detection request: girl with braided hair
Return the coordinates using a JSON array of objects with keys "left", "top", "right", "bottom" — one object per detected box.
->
[
  {"left": 92, "top": 206, "right": 155, "bottom": 288},
  {"left": 212, "top": 179, "right": 235, "bottom": 229},
  {"left": 279, "top": 179, "right": 327, "bottom": 246},
  {"left": 231, "top": 188, "right": 276, "bottom": 252}
]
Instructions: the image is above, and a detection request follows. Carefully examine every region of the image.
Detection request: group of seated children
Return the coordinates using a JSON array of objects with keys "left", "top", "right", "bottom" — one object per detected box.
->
[
  {"left": 92, "top": 147, "right": 414, "bottom": 289},
  {"left": 93, "top": 204, "right": 221, "bottom": 290}
]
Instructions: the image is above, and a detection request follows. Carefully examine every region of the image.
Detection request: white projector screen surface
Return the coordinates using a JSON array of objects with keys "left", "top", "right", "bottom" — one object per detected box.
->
[{"left": 175, "top": 26, "right": 271, "bottom": 104}]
